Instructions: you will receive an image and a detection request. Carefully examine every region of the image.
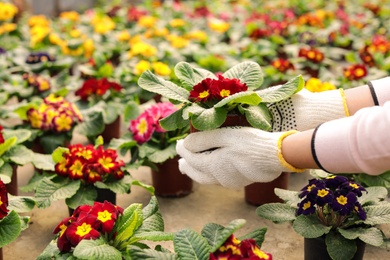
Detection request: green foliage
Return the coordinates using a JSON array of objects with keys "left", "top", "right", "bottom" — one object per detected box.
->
[{"left": 138, "top": 61, "right": 303, "bottom": 131}]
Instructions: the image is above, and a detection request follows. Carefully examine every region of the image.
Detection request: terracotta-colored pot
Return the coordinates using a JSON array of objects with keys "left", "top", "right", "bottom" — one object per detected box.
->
[
  {"left": 244, "top": 172, "right": 290, "bottom": 206},
  {"left": 151, "top": 156, "right": 193, "bottom": 197},
  {"left": 101, "top": 116, "right": 121, "bottom": 143},
  {"left": 5, "top": 164, "right": 18, "bottom": 196}
]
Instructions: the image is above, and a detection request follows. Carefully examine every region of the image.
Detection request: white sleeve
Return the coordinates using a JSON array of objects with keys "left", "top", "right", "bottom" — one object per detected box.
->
[{"left": 312, "top": 101, "right": 390, "bottom": 175}]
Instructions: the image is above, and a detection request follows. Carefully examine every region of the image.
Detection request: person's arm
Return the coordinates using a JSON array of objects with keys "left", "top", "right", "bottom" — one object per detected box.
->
[{"left": 282, "top": 102, "right": 390, "bottom": 175}]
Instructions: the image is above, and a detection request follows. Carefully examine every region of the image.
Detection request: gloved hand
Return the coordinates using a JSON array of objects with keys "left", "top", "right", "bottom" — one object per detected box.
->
[
  {"left": 268, "top": 88, "right": 349, "bottom": 132},
  {"left": 176, "top": 127, "right": 305, "bottom": 189}
]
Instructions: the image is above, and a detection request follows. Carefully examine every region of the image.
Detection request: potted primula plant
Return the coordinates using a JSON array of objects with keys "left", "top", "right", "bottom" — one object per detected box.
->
[
  {"left": 22, "top": 136, "right": 153, "bottom": 212},
  {"left": 38, "top": 196, "right": 272, "bottom": 260},
  {"left": 0, "top": 178, "right": 36, "bottom": 258},
  {"left": 137, "top": 60, "right": 304, "bottom": 131},
  {"left": 12, "top": 93, "right": 83, "bottom": 154},
  {"left": 110, "top": 101, "right": 191, "bottom": 197},
  {"left": 256, "top": 172, "right": 390, "bottom": 260}
]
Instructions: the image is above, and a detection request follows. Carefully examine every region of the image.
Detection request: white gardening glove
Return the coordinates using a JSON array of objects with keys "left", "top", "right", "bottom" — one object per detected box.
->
[
  {"left": 268, "top": 88, "right": 349, "bottom": 132},
  {"left": 176, "top": 127, "right": 305, "bottom": 189}
]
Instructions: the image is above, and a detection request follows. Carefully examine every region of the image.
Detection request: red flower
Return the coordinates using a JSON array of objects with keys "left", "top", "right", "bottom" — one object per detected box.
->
[
  {"left": 53, "top": 217, "right": 73, "bottom": 252},
  {"left": 299, "top": 47, "right": 324, "bottom": 63},
  {"left": 66, "top": 215, "right": 101, "bottom": 246},
  {"left": 343, "top": 64, "right": 367, "bottom": 81},
  {"left": 271, "top": 58, "right": 295, "bottom": 72},
  {"left": 189, "top": 77, "right": 214, "bottom": 102},
  {"left": 129, "top": 113, "right": 155, "bottom": 144},
  {"left": 75, "top": 78, "right": 123, "bottom": 100},
  {"left": 0, "top": 179, "right": 9, "bottom": 220},
  {"left": 0, "top": 125, "right": 4, "bottom": 144},
  {"left": 89, "top": 201, "right": 123, "bottom": 233}
]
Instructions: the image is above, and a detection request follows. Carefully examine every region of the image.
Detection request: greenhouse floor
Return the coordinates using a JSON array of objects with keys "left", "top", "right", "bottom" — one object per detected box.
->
[{"left": 3, "top": 145, "right": 390, "bottom": 259}]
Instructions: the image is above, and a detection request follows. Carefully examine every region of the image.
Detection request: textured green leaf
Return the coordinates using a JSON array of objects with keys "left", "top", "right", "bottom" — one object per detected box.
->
[
  {"left": 94, "top": 176, "right": 132, "bottom": 194},
  {"left": 31, "top": 153, "right": 55, "bottom": 171},
  {"left": 339, "top": 226, "right": 384, "bottom": 247},
  {"left": 256, "top": 203, "right": 297, "bottom": 222},
  {"left": 189, "top": 107, "right": 228, "bottom": 131},
  {"left": 129, "top": 246, "right": 177, "bottom": 260},
  {"left": 66, "top": 185, "right": 97, "bottom": 209},
  {"left": 174, "top": 229, "right": 211, "bottom": 260},
  {"left": 36, "top": 240, "right": 63, "bottom": 260},
  {"left": 206, "top": 219, "right": 246, "bottom": 252},
  {"left": 51, "top": 147, "right": 69, "bottom": 164},
  {"left": 0, "top": 210, "right": 21, "bottom": 247},
  {"left": 326, "top": 232, "right": 357, "bottom": 260},
  {"left": 223, "top": 61, "right": 263, "bottom": 90},
  {"left": 238, "top": 227, "right": 268, "bottom": 248},
  {"left": 3, "top": 129, "right": 31, "bottom": 144},
  {"left": 159, "top": 108, "right": 189, "bottom": 131},
  {"left": 293, "top": 215, "right": 332, "bottom": 238},
  {"left": 39, "top": 133, "right": 69, "bottom": 154},
  {"left": 359, "top": 186, "right": 388, "bottom": 205},
  {"left": 0, "top": 136, "right": 17, "bottom": 157},
  {"left": 256, "top": 75, "right": 304, "bottom": 102},
  {"left": 214, "top": 91, "right": 262, "bottom": 108},
  {"left": 8, "top": 195, "right": 36, "bottom": 213},
  {"left": 238, "top": 103, "right": 272, "bottom": 131},
  {"left": 6, "top": 145, "right": 34, "bottom": 165},
  {"left": 175, "top": 61, "right": 217, "bottom": 90},
  {"left": 35, "top": 178, "right": 81, "bottom": 208},
  {"left": 75, "top": 110, "right": 105, "bottom": 137},
  {"left": 115, "top": 204, "right": 143, "bottom": 243},
  {"left": 138, "top": 70, "right": 190, "bottom": 103},
  {"left": 0, "top": 162, "right": 13, "bottom": 183},
  {"left": 274, "top": 188, "right": 301, "bottom": 206},
  {"left": 364, "top": 205, "right": 390, "bottom": 225},
  {"left": 74, "top": 238, "right": 122, "bottom": 260}
]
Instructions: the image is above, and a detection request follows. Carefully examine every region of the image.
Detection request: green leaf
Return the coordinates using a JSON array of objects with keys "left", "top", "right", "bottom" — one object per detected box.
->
[
  {"left": 39, "top": 134, "right": 69, "bottom": 154},
  {"left": 6, "top": 145, "right": 34, "bottom": 165},
  {"left": 256, "top": 75, "right": 304, "bottom": 103},
  {"left": 0, "top": 162, "right": 13, "bottom": 184},
  {"left": 124, "top": 100, "right": 140, "bottom": 122},
  {"left": 94, "top": 176, "right": 132, "bottom": 194},
  {"left": 239, "top": 103, "right": 272, "bottom": 131},
  {"left": 3, "top": 129, "right": 32, "bottom": 144},
  {"left": 159, "top": 108, "right": 189, "bottom": 131},
  {"left": 326, "top": 232, "right": 357, "bottom": 260},
  {"left": 174, "top": 61, "right": 217, "bottom": 90},
  {"left": 0, "top": 136, "right": 17, "bottom": 157},
  {"left": 293, "top": 215, "right": 332, "bottom": 238},
  {"left": 139, "top": 143, "right": 177, "bottom": 164},
  {"left": 138, "top": 70, "right": 190, "bottom": 103},
  {"left": 52, "top": 147, "right": 69, "bottom": 163},
  {"left": 274, "top": 188, "right": 301, "bottom": 206},
  {"left": 31, "top": 153, "right": 55, "bottom": 171},
  {"left": 66, "top": 185, "right": 97, "bottom": 209},
  {"left": 8, "top": 195, "right": 36, "bottom": 213},
  {"left": 36, "top": 240, "right": 63, "bottom": 260},
  {"left": 0, "top": 210, "right": 22, "bottom": 247},
  {"left": 364, "top": 204, "right": 390, "bottom": 225},
  {"left": 73, "top": 238, "right": 122, "bottom": 260},
  {"left": 357, "top": 172, "right": 390, "bottom": 189},
  {"left": 223, "top": 61, "right": 263, "bottom": 90},
  {"left": 75, "top": 110, "right": 105, "bottom": 137},
  {"left": 238, "top": 227, "right": 268, "bottom": 248},
  {"left": 35, "top": 178, "right": 81, "bottom": 208},
  {"left": 115, "top": 204, "right": 143, "bottom": 244},
  {"left": 359, "top": 186, "right": 388, "bottom": 205},
  {"left": 129, "top": 246, "right": 177, "bottom": 259},
  {"left": 174, "top": 229, "right": 211, "bottom": 260},
  {"left": 189, "top": 107, "right": 228, "bottom": 131},
  {"left": 132, "top": 231, "right": 174, "bottom": 242},
  {"left": 214, "top": 91, "right": 262, "bottom": 108},
  {"left": 339, "top": 226, "right": 384, "bottom": 247},
  {"left": 205, "top": 219, "right": 246, "bottom": 252},
  {"left": 256, "top": 203, "right": 297, "bottom": 222}
]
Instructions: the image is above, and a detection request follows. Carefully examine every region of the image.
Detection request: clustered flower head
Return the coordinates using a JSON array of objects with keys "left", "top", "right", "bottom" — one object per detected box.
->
[
  {"left": 0, "top": 178, "right": 9, "bottom": 220},
  {"left": 26, "top": 94, "right": 82, "bottom": 132},
  {"left": 0, "top": 2, "right": 18, "bottom": 21},
  {"left": 271, "top": 58, "right": 295, "bottom": 72},
  {"left": 25, "top": 52, "right": 56, "bottom": 64},
  {"left": 343, "top": 64, "right": 367, "bottom": 81},
  {"left": 22, "top": 73, "right": 51, "bottom": 93},
  {"left": 129, "top": 102, "right": 178, "bottom": 144},
  {"left": 75, "top": 78, "right": 123, "bottom": 101},
  {"left": 189, "top": 74, "right": 248, "bottom": 106},
  {"left": 298, "top": 47, "right": 324, "bottom": 63},
  {"left": 55, "top": 144, "right": 125, "bottom": 184},
  {"left": 297, "top": 175, "right": 367, "bottom": 227},
  {"left": 210, "top": 234, "right": 272, "bottom": 260},
  {"left": 53, "top": 201, "right": 123, "bottom": 252},
  {"left": 0, "top": 125, "right": 4, "bottom": 144}
]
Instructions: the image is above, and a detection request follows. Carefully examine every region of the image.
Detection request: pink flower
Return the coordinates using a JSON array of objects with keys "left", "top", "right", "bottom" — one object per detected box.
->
[{"left": 129, "top": 113, "right": 155, "bottom": 144}]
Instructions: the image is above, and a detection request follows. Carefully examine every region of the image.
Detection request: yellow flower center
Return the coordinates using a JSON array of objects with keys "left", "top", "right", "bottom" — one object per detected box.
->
[
  {"left": 317, "top": 189, "right": 329, "bottom": 197},
  {"left": 220, "top": 89, "right": 231, "bottom": 98},
  {"left": 76, "top": 223, "right": 92, "bottom": 237},
  {"left": 337, "top": 195, "right": 348, "bottom": 205},
  {"left": 137, "top": 118, "right": 148, "bottom": 135},
  {"left": 303, "top": 201, "right": 312, "bottom": 210},
  {"left": 199, "top": 90, "right": 210, "bottom": 99},
  {"left": 97, "top": 210, "right": 112, "bottom": 223}
]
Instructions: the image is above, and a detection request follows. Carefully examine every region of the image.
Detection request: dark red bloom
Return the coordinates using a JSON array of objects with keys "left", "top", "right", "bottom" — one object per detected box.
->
[
  {"left": 271, "top": 58, "right": 295, "bottom": 72},
  {"left": 0, "top": 125, "right": 4, "bottom": 144},
  {"left": 298, "top": 47, "right": 324, "bottom": 63},
  {"left": 343, "top": 64, "right": 367, "bottom": 81},
  {"left": 75, "top": 78, "right": 123, "bottom": 100},
  {"left": 89, "top": 201, "right": 123, "bottom": 233},
  {"left": 0, "top": 179, "right": 9, "bottom": 220}
]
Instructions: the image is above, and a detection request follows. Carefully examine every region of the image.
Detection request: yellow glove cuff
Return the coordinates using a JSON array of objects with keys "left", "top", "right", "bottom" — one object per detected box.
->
[{"left": 277, "top": 130, "right": 306, "bottom": 173}]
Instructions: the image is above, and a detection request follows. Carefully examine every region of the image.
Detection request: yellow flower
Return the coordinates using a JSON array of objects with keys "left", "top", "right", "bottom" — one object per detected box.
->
[
  {"left": 59, "top": 11, "right": 80, "bottom": 22},
  {"left": 137, "top": 15, "right": 158, "bottom": 28},
  {"left": 134, "top": 60, "right": 151, "bottom": 75},
  {"left": 154, "top": 27, "right": 169, "bottom": 37},
  {"left": 93, "top": 16, "right": 116, "bottom": 34},
  {"left": 128, "top": 41, "right": 157, "bottom": 58},
  {"left": 117, "top": 30, "right": 131, "bottom": 42},
  {"left": 0, "top": 3, "right": 18, "bottom": 21},
  {"left": 29, "top": 26, "right": 51, "bottom": 47},
  {"left": 83, "top": 39, "right": 95, "bottom": 58},
  {"left": 169, "top": 18, "right": 186, "bottom": 28},
  {"left": 167, "top": 34, "right": 189, "bottom": 48},
  {"left": 69, "top": 29, "right": 82, "bottom": 38},
  {"left": 28, "top": 15, "right": 50, "bottom": 28},
  {"left": 208, "top": 19, "right": 230, "bottom": 33},
  {"left": 0, "top": 23, "right": 17, "bottom": 35},
  {"left": 184, "top": 30, "right": 208, "bottom": 42},
  {"left": 49, "top": 33, "right": 63, "bottom": 45},
  {"left": 305, "top": 78, "right": 336, "bottom": 92},
  {"left": 152, "top": 62, "right": 171, "bottom": 76}
]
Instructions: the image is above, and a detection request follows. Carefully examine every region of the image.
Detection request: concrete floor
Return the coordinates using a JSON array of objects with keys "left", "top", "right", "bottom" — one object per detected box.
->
[{"left": 3, "top": 161, "right": 390, "bottom": 259}]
